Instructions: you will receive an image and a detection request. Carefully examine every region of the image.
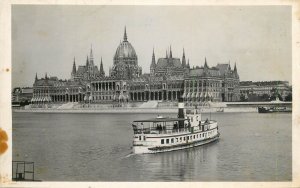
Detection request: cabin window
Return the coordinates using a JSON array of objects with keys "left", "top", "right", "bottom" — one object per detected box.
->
[
  {"left": 144, "top": 136, "right": 146, "bottom": 140},
  {"left": 139, "top": 136, "right": 141, "bottom": 140},
  {"left": 176, "top": 138, "right": 179, "bottom": 142},
  {"left": 193, "top": 135, "right": 196, "bottom": 139},
  {"left": 171, "top": 138, "right": 174, "bottom": 143},
  {"left": 180, "top": 137, "right": 182, "bottom": 142},
  {"left": 190, "top": 136, "right": 192, "bottom": 140},
  {"left": 184, "top": 137, "right": 186, "bottom": 141},
  {"left": 166, "top": 139, "right": 169, "bottom": 144},
  {"left": 187, "top": 136, "right": 189, "bottom": 141},
  {"left": 161, "top": 139, "right": 164, "bottom": 144},
  {"left": 199, "top": 134, "right": 201, "bottom": 138}
]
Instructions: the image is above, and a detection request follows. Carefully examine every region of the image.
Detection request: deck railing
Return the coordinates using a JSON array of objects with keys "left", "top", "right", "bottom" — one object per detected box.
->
[
  {"left": 133, "top": 127, "right": 191, "bottom": 135},
  {"left": 133, "top": 121, "right": 217, "bottom": 135}
]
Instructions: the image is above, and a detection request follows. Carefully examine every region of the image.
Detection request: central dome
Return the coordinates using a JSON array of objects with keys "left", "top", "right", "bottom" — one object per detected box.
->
[
  {"left": 113, "top": 27, "right": 137, "bottom": 64},
  {"left": 114, "top": 41, "right": 137, "bottom": 59},
  {"left": 110, "top": 27, "right": 142, "bottom": 79}
]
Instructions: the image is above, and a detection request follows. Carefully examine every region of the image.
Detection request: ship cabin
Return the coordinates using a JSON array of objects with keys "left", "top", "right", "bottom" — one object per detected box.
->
[{"left": 132, "top": 109, "right": 215, "bottom": 136}]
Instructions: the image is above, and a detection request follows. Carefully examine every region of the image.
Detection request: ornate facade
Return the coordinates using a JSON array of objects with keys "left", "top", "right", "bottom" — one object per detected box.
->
[{"left": 31, "top": 28, "right": 240, "bottom": 106}]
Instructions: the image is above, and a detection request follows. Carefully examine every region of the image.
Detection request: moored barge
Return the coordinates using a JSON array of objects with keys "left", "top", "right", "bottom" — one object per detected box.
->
[{"left": 258, "top": 106, "right": 292, "bottom": 113}]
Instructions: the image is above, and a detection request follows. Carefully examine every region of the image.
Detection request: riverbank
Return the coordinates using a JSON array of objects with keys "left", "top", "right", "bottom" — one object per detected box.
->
[{"left": 13, "top": 101, "right": 292, "bottom": 114}]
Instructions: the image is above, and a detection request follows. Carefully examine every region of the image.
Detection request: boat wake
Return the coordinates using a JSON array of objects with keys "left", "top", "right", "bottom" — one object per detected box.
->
[{"left": 123, "top": 152, "right": 136, "bottom": 158}]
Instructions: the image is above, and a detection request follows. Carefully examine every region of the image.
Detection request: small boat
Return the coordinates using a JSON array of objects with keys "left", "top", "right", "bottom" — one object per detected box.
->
[
  {"left": 258, "top": 106, "right": 292, "bottom": 113},
  {"left": 131, "top": 98, "right": 220, "bottom": 154},
  {"left": 216, "top": 108, "right": 224, "bottom": 112}
]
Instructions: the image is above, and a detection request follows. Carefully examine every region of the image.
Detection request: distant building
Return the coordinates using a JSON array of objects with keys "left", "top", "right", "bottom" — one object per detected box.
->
[
  {"left": 31, "top": 27, "right": 241, "bottom": 106},
  {"left": 240, "top": 81, "right": 291, "bottom": 101},
  {"left": 12, "top": 87, "right": 33, "bottom": 103}
]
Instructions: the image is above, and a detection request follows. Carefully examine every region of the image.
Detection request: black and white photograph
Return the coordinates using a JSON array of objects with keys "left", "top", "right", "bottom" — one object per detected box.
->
[{"left": 1, "top": 1, "right": 299, "bottom": 187}]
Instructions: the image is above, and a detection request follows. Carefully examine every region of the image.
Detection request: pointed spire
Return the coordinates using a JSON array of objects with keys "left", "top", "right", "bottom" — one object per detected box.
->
[
  {"left": 72, "top": 57, "right": 77, "bottom": 74},
  {"left": 45, "top": 72, "right": 48, "bottom": 79},
  {"left": 89, "top": 45, "right": 94, "bottom": 65},
  {"left": 169, "top": 45, "right": 172, "bottom": 58},
  {"left": 100, "top": 57, "right": 105, "bottom": 76},
  {"left": 182, "top": 48, "right": 186, "bottom": 67},
  {"left": 123, "top": 26, "right": 128, "bottom": 42},
  {"left": 204, "top": 57, "right": 208, "bottom": 68},
  {"left": 90, "top": 45, "right": 93, "bottom": 58},
  {"left": 228, "top": 61, "right": 231, "bottom": 70},
  {"left": 35, "top": 72, "right": 38, "bottom": 81},
  {"left": 151, "top": 48, "right": 156, "bottom": 68},
  {"left": 86, "top": 55, "right": 89, "bottom": 67},
  {"left": 234, "top": 62, "right": 237, "bottom": 72},
  {"left": 187, "top": 59, "right": 190, "bottom": 69}
]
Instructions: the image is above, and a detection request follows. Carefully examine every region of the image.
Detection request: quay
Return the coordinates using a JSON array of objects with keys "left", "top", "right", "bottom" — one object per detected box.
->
[{"left": 12, "top": 101, "right": 292, "bottom": 114}]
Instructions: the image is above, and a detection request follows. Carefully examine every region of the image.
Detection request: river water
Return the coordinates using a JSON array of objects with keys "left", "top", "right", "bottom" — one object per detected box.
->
[{"left": 12, "top": 112, "right": 291, "bottom": 181}]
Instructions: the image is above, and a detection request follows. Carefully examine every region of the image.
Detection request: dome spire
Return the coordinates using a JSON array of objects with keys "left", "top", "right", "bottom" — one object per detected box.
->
[
  {"left": 234, "top": 62, "right": 237, "bottom": 72},
  {"left": 123, "top": 26, "right": 128, "bottom": 42}
]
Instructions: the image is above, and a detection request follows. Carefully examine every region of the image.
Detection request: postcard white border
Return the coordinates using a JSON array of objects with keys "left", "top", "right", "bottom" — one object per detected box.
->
[{"left": 0, "top": 0, "right": 299, "bottom": 187}]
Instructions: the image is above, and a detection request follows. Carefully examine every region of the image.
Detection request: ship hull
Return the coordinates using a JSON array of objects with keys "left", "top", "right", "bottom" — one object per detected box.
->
[{"left": 133, "top": 133, "right": 220, "bottom": 154}]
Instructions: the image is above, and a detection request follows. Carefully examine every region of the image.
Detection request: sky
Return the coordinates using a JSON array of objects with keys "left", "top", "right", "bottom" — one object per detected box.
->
[{"left": 12, "top": 5, "right": 292, "bottom": 88}]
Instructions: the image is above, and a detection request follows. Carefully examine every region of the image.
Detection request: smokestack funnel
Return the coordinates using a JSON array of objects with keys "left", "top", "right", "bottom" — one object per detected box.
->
[{"left": 178, "top": 97, "right": 185, "bottom": 128}]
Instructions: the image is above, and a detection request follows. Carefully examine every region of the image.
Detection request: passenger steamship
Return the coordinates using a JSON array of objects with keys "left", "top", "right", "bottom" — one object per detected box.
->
[{"left": 131, "top": 99, "right": 220, "bottom": 154}]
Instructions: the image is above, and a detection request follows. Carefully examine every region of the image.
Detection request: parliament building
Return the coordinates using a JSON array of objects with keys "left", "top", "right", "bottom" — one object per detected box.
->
[{"left": 31, "top": 28, "right": 240, "bottom": 105}]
